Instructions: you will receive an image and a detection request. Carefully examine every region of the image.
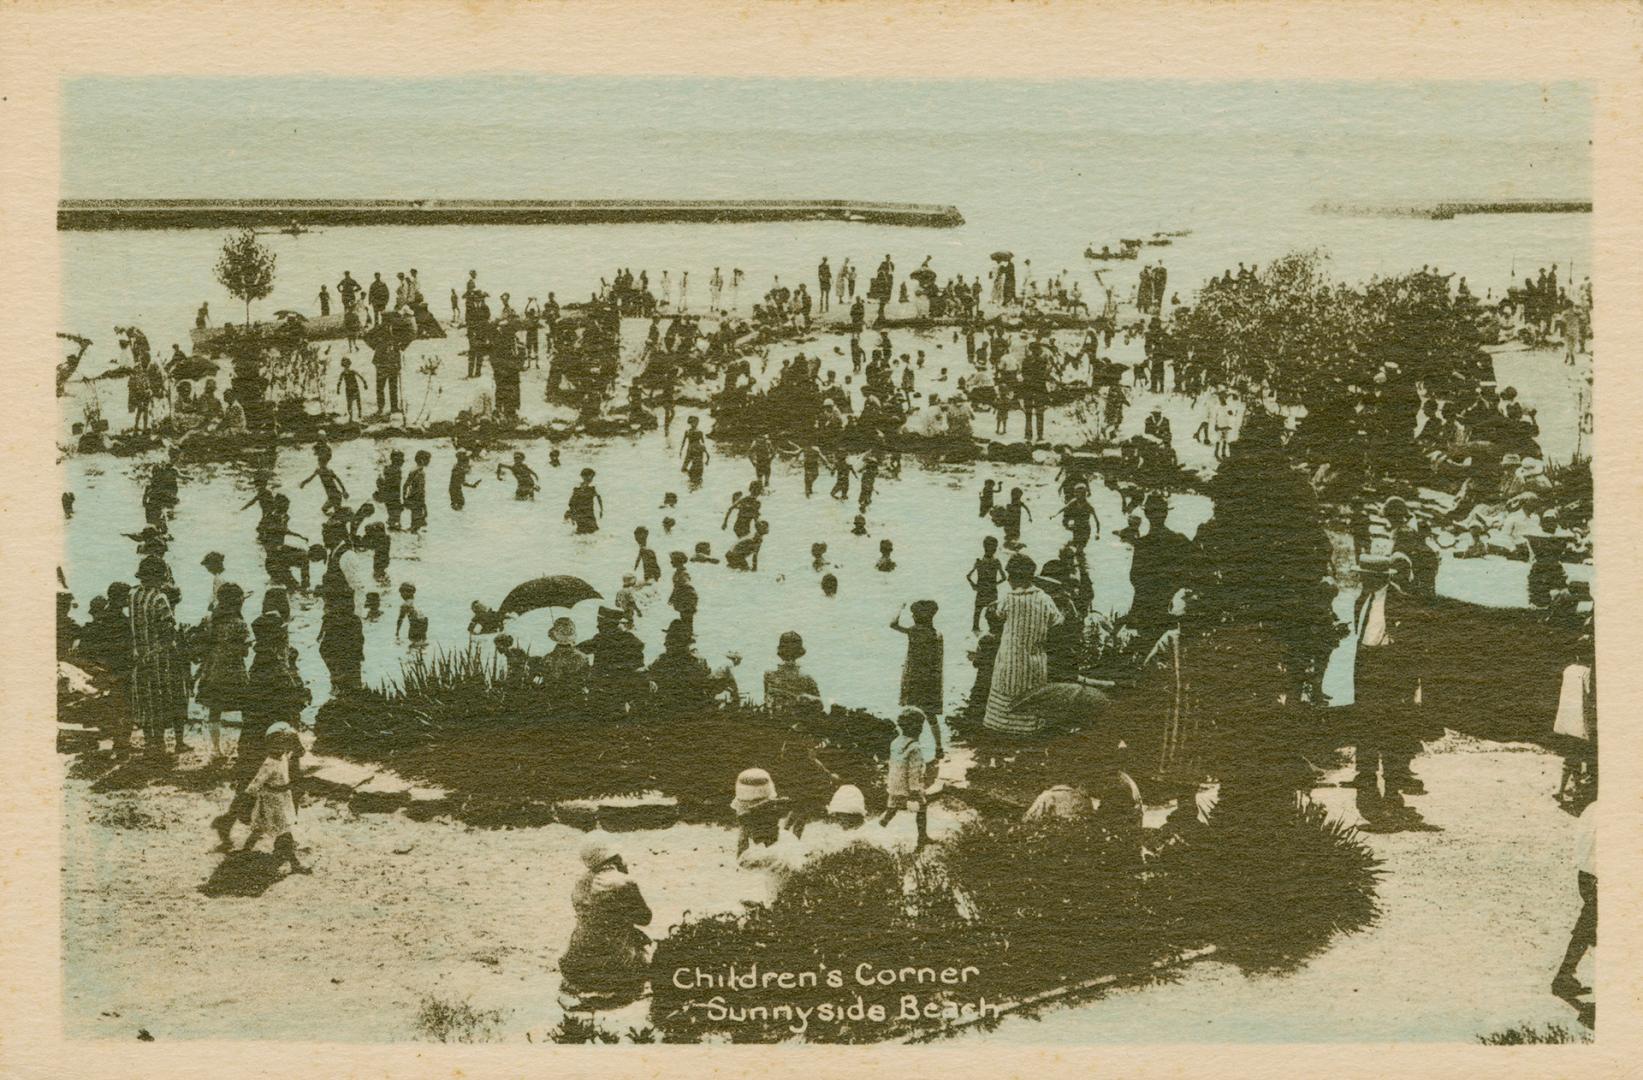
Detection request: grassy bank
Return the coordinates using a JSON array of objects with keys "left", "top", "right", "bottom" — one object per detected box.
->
[
  {"left": 648, "top": 801, "right": 1381, "bottom": 1042},
  {"left": 314, "top": 647, "right": 892, "bottom": 826}
]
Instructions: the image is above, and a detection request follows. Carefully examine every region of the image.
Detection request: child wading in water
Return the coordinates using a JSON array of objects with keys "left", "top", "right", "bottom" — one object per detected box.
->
[
  {"left": 498, "top": 451, "right": 540, "bottom": 501},
  {"left": 242, "top": 724, "right": 311, "bottom": 874},
  {"left": 378, "top": 449, "right": 405, "bottom": 529},
  {"left": 403, "top": 450, "right": 431, "bottom": 532},
  {"left": 448, "top": 449, "right": 481, "bottom": 510},
  {"left": 633, "top": 526, "right": 662, "bottom": 584},
  {"left": 726, "top": 520, "right": 769, "bottom": 571},
  {"left": 680, "top": 415, "right": 710, "bottom": 484},
  {"left": 830, "top": 452, "right": 856, "bottom": 500},
  {"left": 966, "top": 536, "right": 1005, "bottom": 632},
  {"left": 876, "top": 539, "right": 896, "bottom": 572},
  {"left": 300, "top": 442, "right": 349, "bottom": 514},
  {"left": 994, "top": 486, "right": 1032, "bottom": 548},
  {"left": 396, "top": 582, "right": 428, "bottom": 650},
  {"left": 566, "top": 468, "right": 603, "bottom": 533},
  {"left": 880, "top": 706, "right": 944, "bottom": 850},
  {"left": 978, "top": 478, "right": 998, "bottom": 519}
]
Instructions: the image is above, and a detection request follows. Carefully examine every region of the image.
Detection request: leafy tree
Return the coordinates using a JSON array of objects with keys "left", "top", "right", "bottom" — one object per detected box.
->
[
  {"left": 1171, "top": 251, "right": 1493, "bottom": 472},
  {"left": 214, "top": 228, "right": 277, "bottom": 327}
]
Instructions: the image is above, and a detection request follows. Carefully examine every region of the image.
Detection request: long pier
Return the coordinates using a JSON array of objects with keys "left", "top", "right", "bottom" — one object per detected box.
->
[
  {"left": 1313, "top": 197, "right": 1590, "bottom": 221},
  {"left": 57, "top": 198, "right": 965, "bottom": 231}
]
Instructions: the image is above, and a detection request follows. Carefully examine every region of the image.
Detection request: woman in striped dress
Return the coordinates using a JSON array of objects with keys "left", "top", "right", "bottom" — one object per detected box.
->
[
  {"left": 130, "top": 555, "right": 189, "bottom": 758},
  {"left": 983, "top": 554, "right": 1064, "bottom": 736}
]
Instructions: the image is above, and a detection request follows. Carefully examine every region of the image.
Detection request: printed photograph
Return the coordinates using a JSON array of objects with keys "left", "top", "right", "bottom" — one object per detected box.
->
[{"left": 54, "top": 76, "right": 1596, "bottom": 1044}]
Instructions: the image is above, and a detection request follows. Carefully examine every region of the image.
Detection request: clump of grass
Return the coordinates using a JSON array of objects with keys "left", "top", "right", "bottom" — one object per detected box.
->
[
  {"left": 649, "top": 802, "right": 1381, "bottom": 1042},
  {"left": 413, "top": 994, "right": 508, "bottom": 1044},
  {"left": 1478, "top": 1022, "right": 1590, "bottom": 1045},
  {"left": 314, "top": 646, "right": 891, "bottom": 823},
  {"left": 90, "top": 800, "right": 169, "bottom": 830}
]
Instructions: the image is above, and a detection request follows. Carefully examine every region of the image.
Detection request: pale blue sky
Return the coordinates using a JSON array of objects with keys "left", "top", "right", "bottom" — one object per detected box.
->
[{"left": 61, "top": 77, "right": 1591, "bottom": 199}]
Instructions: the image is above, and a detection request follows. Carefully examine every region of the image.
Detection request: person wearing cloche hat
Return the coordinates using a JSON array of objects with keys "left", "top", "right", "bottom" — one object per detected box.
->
[
  {"left": 764, "top": 631, "right": 821, "bottom": 719},
  {"left": 826, "top": 784, "right": 868, "bottom": 826},
  {"left": 560, "top": 836, "right": 653, "bottom": 1006},
  {"left": 583, "top": 606, "right": 645, "bottom": 719},
  {"left": 539, "top": 616, "right": 590, "bottom": 699}
]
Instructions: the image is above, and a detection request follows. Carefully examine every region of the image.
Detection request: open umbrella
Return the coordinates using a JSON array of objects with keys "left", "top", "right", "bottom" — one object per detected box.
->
[
  {"left": 499, "top": 575, "right": 602, "bottom": 617},
  {"left": 990, "top": 251, "right": 1014, "bottom": 262}
]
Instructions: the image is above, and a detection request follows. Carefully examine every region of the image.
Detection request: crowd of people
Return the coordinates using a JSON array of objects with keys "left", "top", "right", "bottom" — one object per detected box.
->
[{"left": 58, "top": 242, "right": 1597, "bottom": 1026}]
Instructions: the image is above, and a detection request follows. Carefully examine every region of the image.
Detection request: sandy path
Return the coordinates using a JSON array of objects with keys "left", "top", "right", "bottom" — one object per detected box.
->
[
  {"left": 60, "top": 753, "right": 956, "bottom": 1042},
  {"left": 964, "top": 740, "right": 1592, "bottom": 1043},
  {"left": 61, "top": 737, "right": 1588, "bottom": 1043}
]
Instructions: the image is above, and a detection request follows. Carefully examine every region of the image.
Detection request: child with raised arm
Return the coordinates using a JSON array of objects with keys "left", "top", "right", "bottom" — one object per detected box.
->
[
  {"left": 497, "top": 451, "right": 539, "bottom": 501},
  {"left": 891, "top": 601, "right": 944, "bottom": 722}
]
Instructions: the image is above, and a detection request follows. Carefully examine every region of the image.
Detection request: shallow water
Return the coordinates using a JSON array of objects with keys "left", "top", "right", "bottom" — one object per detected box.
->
[{"left": 64, "top": 427, "right": 1215, "bottom": 721}]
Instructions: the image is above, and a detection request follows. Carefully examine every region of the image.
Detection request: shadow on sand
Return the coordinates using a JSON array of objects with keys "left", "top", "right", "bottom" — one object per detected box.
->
[{"left": 198, "top": 850, "right": 288, "bottom": 898}]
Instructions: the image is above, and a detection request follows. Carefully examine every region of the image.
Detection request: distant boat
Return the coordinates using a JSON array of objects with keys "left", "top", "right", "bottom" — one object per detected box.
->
[
  {"left": 1085, "top": 245, "right": 1139, "bottom": 261},
  {"left": 1144, "top": 237, "right": 1173, "bottom": 247}
]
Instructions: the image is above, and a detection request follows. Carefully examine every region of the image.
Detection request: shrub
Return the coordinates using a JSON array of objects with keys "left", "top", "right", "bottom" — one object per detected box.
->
[
  {"left": 314, "top": 646, "right": 890, "bottom": 821},
  {"left": 413, "top": 995, "right": 508, "bottom": 1043},
  {"left": 648, "top": 801, "right": 1381, "bottom": 1041}
]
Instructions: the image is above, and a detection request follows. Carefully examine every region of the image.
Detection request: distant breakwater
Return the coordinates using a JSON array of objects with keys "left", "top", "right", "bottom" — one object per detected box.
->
[
  {"left": 58, "top": 198, "right": 966, "bottom": 231},
  {"left": 1313, "top": 198, "right": 1591, "bottom": 221}
]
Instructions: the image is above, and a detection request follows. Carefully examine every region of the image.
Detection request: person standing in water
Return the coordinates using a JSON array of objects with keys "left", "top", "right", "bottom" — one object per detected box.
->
[
  {"left": 830, "top": 452, "right": 856, "bottom": 500},
  {"left": 722, "top": 481, "right": 763, "bottom": 539},
  {"left": 633, "top": 526, "right": 662, "bottom": 585},
  {"left": 376, "top": 449, "right": 405, "bottom": 530},
  {"left": 496, "top": 451, "right": 539, "bottom": 500},
  {"left": 299, "top": 442, "right": 348, "bottom": 514},
  {"left": 996, "top": 486, "right": 1032, "bottom": 548},
  {"left": 749, "top": 433, "right": 775, "bottom": 490},
  {"left": 402, "top": 450, "right": 430, "bottom": 532},
  {"left": 448, "top": 449, "right": 481, "bottom": 510},
  {"left": 680, "top": 415, "right": 710, "bottom": 484},
  {"left": 967, "top": 536, "right": 1005, "bottom": 633},
  {"left": 566, "top": 468, "right": 604, "bottom": 534},
  {"left": 857, "top": 454, "right": 882, "bottom": 513},
  {"left": 1056, "top": 482, "right": 1102, "bottom": 552}
]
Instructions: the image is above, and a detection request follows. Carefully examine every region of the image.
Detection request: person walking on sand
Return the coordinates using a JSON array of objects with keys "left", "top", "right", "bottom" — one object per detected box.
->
[
  {"left": 879, "top": 707, "right": 943, "bottom": 849},
  {"left": 240, "top": 724, "right": 311, "bottom": 875},
  {"left": 1552, "top": 791, "right": 1597, "bottom": 1008},
  {"left": 817, "top": 256, "right": 832, "bottom": 314}
]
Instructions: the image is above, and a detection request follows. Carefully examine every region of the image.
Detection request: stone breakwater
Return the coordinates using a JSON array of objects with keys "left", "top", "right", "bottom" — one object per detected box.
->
[{"left": 58, "top": 198, "right": 966, "bottom": 230}]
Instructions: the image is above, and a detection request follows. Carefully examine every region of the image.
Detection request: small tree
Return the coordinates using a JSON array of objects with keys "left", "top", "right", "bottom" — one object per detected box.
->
[{"left": 214, "top": 228, "right": 277, "bottom": 327}]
